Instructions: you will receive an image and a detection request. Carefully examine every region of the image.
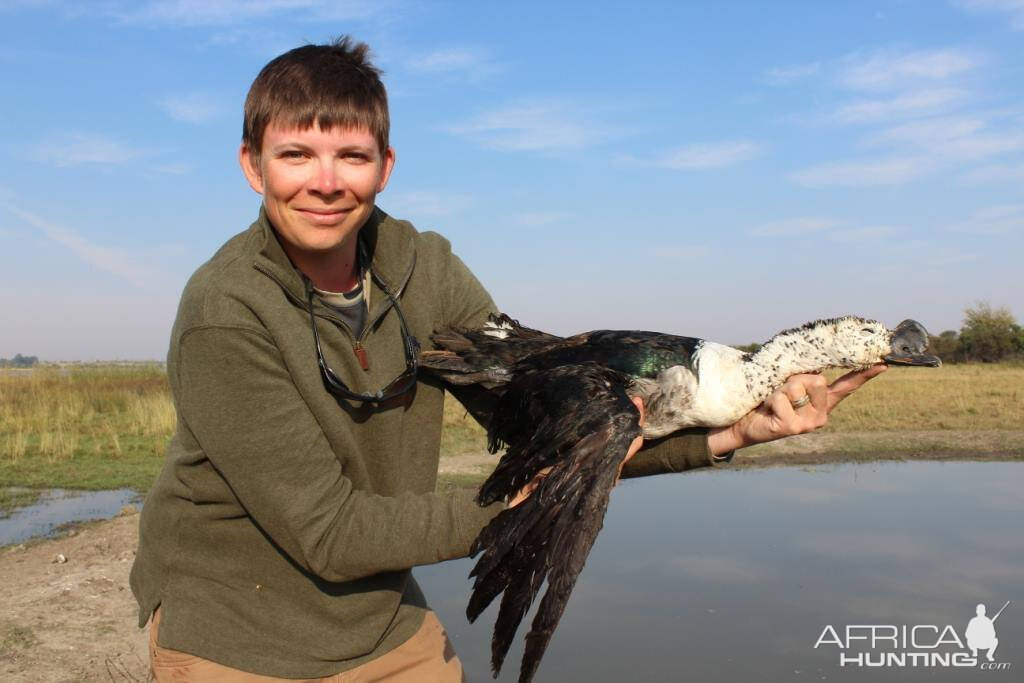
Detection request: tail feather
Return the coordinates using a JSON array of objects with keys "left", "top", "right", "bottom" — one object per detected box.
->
[
  {"left": 419, "top": 314, "right": 566, "bottom": 433},
  {"left": 426, "top": 314, "right": 564, "bottom": 381}
]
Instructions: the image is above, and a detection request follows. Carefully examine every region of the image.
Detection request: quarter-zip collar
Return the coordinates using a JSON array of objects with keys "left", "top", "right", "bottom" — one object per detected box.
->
[{"left": 252, "top": 205, "right": 417, "bottom": 335}]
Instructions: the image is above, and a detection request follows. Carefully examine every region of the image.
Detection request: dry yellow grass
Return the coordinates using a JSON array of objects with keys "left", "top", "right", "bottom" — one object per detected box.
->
[
  {"left": 1, "top": 363, "right": 1020, "bottom": 494},
  {"left": 0, "top": 366, "right": 175, "bottom": 464},
  {"left": 440, "top": 390, "right": 488, "bottom": 457},
  {"left": 822, "top": 363, "right": 1024, "bottom": 431}
]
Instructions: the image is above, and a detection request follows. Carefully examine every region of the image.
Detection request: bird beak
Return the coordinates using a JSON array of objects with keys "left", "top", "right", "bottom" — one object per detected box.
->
[{"left": 884, "top": 319, "right": 942, "bottom": 367}]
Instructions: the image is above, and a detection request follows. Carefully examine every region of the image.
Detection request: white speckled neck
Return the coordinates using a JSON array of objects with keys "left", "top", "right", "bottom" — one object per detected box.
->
[{"left": 742, "top": 327, "right": 841, "bottom": 404}]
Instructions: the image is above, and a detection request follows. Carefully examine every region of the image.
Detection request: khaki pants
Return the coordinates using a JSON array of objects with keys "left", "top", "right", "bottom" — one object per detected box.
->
[{"left": 149, "top": 608, "right": 465, "bottom": 682}]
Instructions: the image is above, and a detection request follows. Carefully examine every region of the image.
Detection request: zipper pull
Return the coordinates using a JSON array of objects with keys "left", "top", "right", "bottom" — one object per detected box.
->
[{"left": 353, "top": 342, "right": 369, "bottom": 371}]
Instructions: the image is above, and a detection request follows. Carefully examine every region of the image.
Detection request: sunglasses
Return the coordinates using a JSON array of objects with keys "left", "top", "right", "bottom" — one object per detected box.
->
[{"left": 305, "top": 276, "right": 420, "bottom": 404}]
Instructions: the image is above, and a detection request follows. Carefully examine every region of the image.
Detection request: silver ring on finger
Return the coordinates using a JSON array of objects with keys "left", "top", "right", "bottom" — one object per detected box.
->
[{"left": 790, "top": 395, "right": 811, "bottom": 409}]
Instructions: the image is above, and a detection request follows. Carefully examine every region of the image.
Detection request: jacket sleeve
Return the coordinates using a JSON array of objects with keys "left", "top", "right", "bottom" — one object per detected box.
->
[
  {"left": 175, "top": 324, "right": 502, "bottom": 584},
  {"left": 619, "top": 428, "right": 733, "bottom": 479},
  {"left": 434, "top": 237, "right": 499, "bottom": 331}
]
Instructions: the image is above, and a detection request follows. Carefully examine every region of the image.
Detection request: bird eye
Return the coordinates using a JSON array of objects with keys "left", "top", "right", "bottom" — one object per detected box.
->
[{"left": 860, "top": 327, "right": 875, "bottom": 336}]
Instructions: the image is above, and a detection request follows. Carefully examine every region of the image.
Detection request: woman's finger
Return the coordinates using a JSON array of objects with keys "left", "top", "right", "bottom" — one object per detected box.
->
[
  {"left": 827, "top": 364, "right": 887, "bottom": 411},
  {"left": 767, "top": 390, "right": 798, "bottom": 434},
  {"left": 806, "top": 373, "right": 829, "bottom": 416}
]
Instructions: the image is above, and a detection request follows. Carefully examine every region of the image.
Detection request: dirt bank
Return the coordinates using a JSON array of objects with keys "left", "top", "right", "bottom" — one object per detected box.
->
[{"left": 1, "top": 508, "right": 147, "bottom": 682}]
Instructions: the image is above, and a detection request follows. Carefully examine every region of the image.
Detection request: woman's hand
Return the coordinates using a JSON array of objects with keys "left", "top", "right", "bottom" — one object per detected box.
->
[
  {"left": 707, "top": 364, "right": 887, "bottom": 455},
  {"left": 508, "top": 396, "right": 646, "bottom": 508}
]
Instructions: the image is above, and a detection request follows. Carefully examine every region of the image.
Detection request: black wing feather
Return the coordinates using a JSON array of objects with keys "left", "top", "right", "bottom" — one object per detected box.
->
[{"left": 466, "top": 363, "right": 641, "bottom": 682}]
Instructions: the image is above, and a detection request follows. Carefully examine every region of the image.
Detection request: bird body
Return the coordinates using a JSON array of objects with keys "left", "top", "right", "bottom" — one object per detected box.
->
[{"left": 420, "top": 314, "right": 939, "bottom": 683}]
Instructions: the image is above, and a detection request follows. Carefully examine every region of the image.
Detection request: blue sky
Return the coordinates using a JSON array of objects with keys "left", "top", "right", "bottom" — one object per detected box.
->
[{"left": 1, "top": 0, "right": 1022, "bottom": 360}]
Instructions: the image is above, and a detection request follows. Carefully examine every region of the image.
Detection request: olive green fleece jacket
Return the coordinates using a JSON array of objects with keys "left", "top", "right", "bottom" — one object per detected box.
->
[{"left": 130, "top": 207, "right": 721, "bottom": 678}]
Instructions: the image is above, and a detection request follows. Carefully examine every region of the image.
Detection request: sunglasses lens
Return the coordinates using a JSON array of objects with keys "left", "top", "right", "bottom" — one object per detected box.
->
[{"left": 383, "top": 368, "right": 418, "bottom": 396}]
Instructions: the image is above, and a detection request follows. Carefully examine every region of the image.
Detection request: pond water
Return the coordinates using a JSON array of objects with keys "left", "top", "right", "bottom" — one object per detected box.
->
[
  {"left": 0, "top": 488, "right": 140, "bottom": 546},
  {"left": 415, "top": 461, "right": 1023, "bottom": 682}
]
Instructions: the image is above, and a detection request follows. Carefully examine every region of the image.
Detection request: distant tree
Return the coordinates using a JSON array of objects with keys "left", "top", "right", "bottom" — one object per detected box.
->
[
  {"left": 928, "top": 330, "right": 962, "bottom": 363},
  {"left": 0, "top": 354, "right": 38, "bottom": 367},
  {"left": 734, "top": 342, "right": 762, "bottom": 354},
  {"left": 959, "top": 302, "right": 1020, "bottom": 362}
]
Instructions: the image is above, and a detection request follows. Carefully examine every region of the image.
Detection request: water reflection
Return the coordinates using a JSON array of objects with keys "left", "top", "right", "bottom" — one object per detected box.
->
[
  {"left": 0, "top": 488, "right": 140, "bottom": 546},
  {"left": 415, "top": 461, "right": 1023, "bottom": 682}
]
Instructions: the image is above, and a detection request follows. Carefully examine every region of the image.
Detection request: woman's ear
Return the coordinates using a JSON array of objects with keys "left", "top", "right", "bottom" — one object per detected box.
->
[{"left": 239, "top": 144, "right": 265, "bottom": 194}]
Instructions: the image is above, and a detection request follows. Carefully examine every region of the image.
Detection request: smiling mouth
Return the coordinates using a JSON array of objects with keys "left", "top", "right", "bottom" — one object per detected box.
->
[
  {"left": 296, "top": 207, "right": 354, "bottom": 223},
  {"left": 298, "top": 207, "right": 351, "bottom": 215}
]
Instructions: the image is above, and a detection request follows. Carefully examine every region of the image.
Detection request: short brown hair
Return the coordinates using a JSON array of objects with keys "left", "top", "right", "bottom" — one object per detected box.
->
[{"left": 242, "top": 36, "right": 389, "bottom": 162}]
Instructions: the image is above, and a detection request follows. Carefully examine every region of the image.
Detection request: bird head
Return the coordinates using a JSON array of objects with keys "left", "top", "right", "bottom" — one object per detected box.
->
[{"left": 815, "top": 317, "right": 942, "bottom": 368}]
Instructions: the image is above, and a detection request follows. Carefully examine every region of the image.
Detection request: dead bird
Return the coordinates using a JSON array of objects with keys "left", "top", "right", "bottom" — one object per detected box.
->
[{"left": 420, "top": 315, "right": 940, "bottom": 683}]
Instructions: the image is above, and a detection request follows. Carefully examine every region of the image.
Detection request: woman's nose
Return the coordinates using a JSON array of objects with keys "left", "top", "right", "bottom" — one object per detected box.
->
[{"left": 311, "top": 160, "right": 344, "bottom": 196}]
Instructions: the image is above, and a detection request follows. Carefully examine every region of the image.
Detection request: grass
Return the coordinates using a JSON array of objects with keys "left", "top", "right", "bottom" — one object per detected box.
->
[
  {"left": 440, "top": 392, "right": 488, "bottom": 457},
  {"left": 0, "top": 366, "right": 173, "bottom": 492},
  {"left": 0, "top": 622, "right": 39, "bottom": 652},
  {"left": 1, "top": 363, "right": 1022, "bottom": 505},
  {"left": 821, "top": 364, "right": 1024, "bottom": 431}
]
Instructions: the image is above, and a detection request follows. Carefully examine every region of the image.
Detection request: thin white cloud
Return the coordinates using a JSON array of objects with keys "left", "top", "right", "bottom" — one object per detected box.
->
[
  {"left": 2, "top": 201, "right": 181, "bottom": 287},
  {"left": 513, "top": 211, "right": 573, "bottom": 227},
  {"left": 952, "top": 0, "right": 1024, "bottom": 30},
  {"left": 381, "top": 190, "right": 473, "bottom": 218},
  {"left": 833, "top": 88, "right": 966, "bottom": 124},
  {"left": 947, "top": 204, "right": 1024, "bottom": 234},
  {"left": 836, "top": 47, "right": 985, "bottom": 91},
  {"left": 865, "top": 116, "right": 1024, "bottom": 162},
  {"left": 749, "top": 217, "right": 841, "bottom": 237},
  {"left": 159, "top": 92, "right": 224, "bottom": 123},
  {"left": 767, "top": 47, "right": 984, "bottom": 95},
  {"left": 878, "top": 240, "right": 981, "bottom": 267},
  {"left": 943, "top": 131, "right": 1024, "bottom": 161},
  {"left": 155, "top": 162, "right": 194, "bottom": 175},
  {"left": 788, "top": 156, "right": 934, "bottom": 187},
  {"left": 960, "top": 162, "right": 1024, "bottom": 184},
  {"left": 866, "top": 115, "right": 985, "bottom": 146},
  {"left": 405, "top": 47, "right": 502, "bottom": 81},
  {"left": 202, "top": 25, "right": 297, "bottom": 57},
  {"left": 408, "top": 47, "right": 481, "bottom": 71},
  {"left": 763, "top": 61, "right": 821, "bottom": 86},
  {"left": 827, "top": 225, "right": 898, "bottom": 243},
  {"left": 445, "top": 99, "right": 618, "bottom": 152},
  {"left": 112, "top": 0, "right": 378, "bottom": 26},
  {"left": 29, "top": 132, "right": 145, "bottom": 167},
  {"left": 645, "top": 245, "right": 714, "bottom": 262},
  {"left": 923, "top": 248, "right": 981, "bottom": 266},
  {"left": 0, "top": 0, "right": 58, "bottom": 10},
  {"left": 748, "top": 221, "right": 902, "bottom": 244},
  {"left": 659, "top": 141, "right": 761, "bottom": 169}
]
